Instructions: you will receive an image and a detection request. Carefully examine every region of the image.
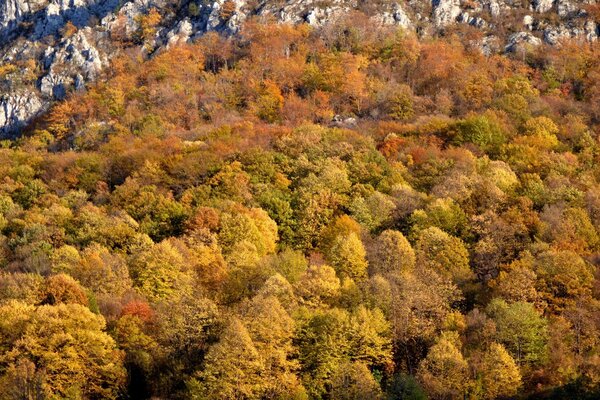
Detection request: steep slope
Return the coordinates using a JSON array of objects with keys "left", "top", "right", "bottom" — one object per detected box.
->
[{"left": 0, "top": 0, "right": 598, "bottom": 135}]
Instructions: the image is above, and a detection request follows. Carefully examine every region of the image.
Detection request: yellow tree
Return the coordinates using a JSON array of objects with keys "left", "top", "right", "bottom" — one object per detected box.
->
[
  {"left": 476, "top": 343, "right": 522, "bottom": 399},
  {"left": 0, "top": 301, "right": 126, "bottom": 399},
  {"left": 416, "top": 331, "right": 470, "bottom": 400},
  {"left": 327, "top": 232, "right": 368, "bottom": 282},
  {"left": 188, "top": 318, "right": 265, "bottom": 400}
]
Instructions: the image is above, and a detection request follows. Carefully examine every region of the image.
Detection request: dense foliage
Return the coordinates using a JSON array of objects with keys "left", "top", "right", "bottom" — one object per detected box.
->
[{"left": 2, "top": 15, "right": 600, "bottom": 399}]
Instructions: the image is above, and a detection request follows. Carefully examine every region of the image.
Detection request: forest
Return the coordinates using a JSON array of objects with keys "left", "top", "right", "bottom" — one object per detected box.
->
[{"left": 2, "top": 12, "right": 600, "bottom": 399}]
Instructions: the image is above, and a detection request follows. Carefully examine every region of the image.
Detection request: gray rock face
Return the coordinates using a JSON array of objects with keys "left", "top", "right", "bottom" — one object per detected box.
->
[
  {"left": 585, "top": 20, "right": 598, "bottom": 42},
  {"left": 0, "top": 91, "right": 44, "bottom": 136},
  {"left": 432, "top": 0, "right": 462, "bottom": 26},
  {"left": 0, "top": 0, "right": 46, "bottom": 30},
  {"left": 505, "top": 31, "right": 542, "bottom": 52},
  {"left": 543, "top": 25, "right": 571, "bottom": 45},
  {"left": 556, "top": 0, "right": 577, "bottom": 17},
  {"left": 39, "top": 28, "right": 106, "bottom": 99},
  {"left": 375, "top": 4, "right": 413, "bottom": 29},
  {"left": 166, "top": 18, "right": 193, "bottom": 47},
  {"left": 533, "top": 0, "right": 554, "bottom": 14}
]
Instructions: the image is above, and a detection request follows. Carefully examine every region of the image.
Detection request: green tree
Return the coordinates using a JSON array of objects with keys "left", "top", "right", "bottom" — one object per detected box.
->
[
  {"left": 454, "top": 112, "right": 507, "bottom": 155},
  {"left": 350, "top": 191, "right": 396, "bottom": 232},
  {"left": 486, "top": 299, "right": 548, "bottom": 366},
  {"left": 410, "top": 198, "right": 469, "bottom": 239},
  {"left": 386, "top": 373, "right": 427, "bottom": 400}
]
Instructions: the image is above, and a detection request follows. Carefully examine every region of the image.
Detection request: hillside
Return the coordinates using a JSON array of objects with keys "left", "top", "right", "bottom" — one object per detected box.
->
[
  {"left": 2, "top": 0, "right": 600, "bottom": 134},
  {"left": 2, "top": 2, "right": 600, "bottom": 400}
]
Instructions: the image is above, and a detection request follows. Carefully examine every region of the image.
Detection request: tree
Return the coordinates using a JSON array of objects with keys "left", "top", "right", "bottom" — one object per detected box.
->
[
  {"left": 0, "top": 273, "right": 44, "bottom": 305},
  {"left": 386, "top": 373, "right": 427, "bottom": 400},
  {"left": 350, "top": 192, "right": 396, "bottom": 232},
  {"left": 475, "top": 343, "right": 522, "bottom": 399},
  {"left": 320, "top": 215, "right": 362, "bottom": 255},
  {"left": 492, "top": 255, "right": 540, "bottom": 304},
  {"left": 252, "top": 80, "right": 284, "bottom": 123},
  {"left": 242, "top": 295, "right": 306, "bottom": 398},
  {"left": 0, "top": 359, "right": 46, "bottom": 400},
  {"left": 454, "top": 112, "right": 507, "bottom": 155},
  {"left": 534, "top": 249, "right": 595, "bottom": 311},
  {"left": 112, "top": 314, "right": 158, "bottom": 398},
  {"left": 296, "top": 306, "right": 391, "bottom": 398},
  {"left": 155, "top": 296, "right": 220, "bottom": 362},
  {"left": 0, "top": 301, "right": 126, "bottom": 399},
  {"left": 294, "top": 265, "right": 341, "bottom": 307},
  {"left": 54, "top": 243, "right": 132, "bottom": 297},
  {"left": 135, "top": 8, "right": 162, "bottom": 44},
  {"left": 111, "top": 180, "right": 188, "bottom": 242},
  {"left": 327, "top": 233, "right": 369, "bottom": 281},
  {"left": 43, "top": 273, "right": 88, "bottom": 306},
  {"left": 129, "top": 240, "right": 193, "bottom": 303},
  {"left": 486, "top": 299, "right": 549, "bottom": 366},
  {"left": 347, "top": 306, "right": 393, "bottom": 371},
  {"left": 261, "top": 248, "right": 308, "bottom": 284},
  {"left": 370, "top": 229, "right": 415, "bottom": 276},
  {"left": 410, "top": 198, "right": 469, "bottom": 240},
  {"left": 388, "top": 86, "right": 415, "bottom": 122},
  {"left": 218, "top": 206, "right": 278, "bottom": 258},
  {"left": 372, "top": 268, "right": 462, "bottom": 374},
  {"left": 414, "top": 227, "right": 472, "bottom": 285},
  {"left": 257, "top": 274, "right": 297, "bottom": 311},
  {"left": 416, "top": 331, "right": 470, "bottom": 400},
  {"left": 329, "top": 361, "right": 383, "bottom": 400},
  {"left": 188, "top": 318, "right": 264, "bottom": 400},
  {"left": 520, "top": 116, "right": 560, "bottom": 150}
]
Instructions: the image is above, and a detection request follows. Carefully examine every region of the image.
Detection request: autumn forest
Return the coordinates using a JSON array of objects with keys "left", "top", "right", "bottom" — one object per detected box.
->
[{"left": 2, "top": 12, "right": 600, "bottom": 400}]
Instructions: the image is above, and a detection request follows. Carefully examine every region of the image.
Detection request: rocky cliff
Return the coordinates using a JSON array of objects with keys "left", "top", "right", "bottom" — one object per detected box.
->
[{"left": 0, "top": 0, "right": 598, "bottom": 136}]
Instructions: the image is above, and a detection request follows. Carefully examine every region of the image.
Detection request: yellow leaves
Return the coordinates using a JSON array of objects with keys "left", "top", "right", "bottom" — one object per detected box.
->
[
  {"left": 61, "top": 21, "right": 78, "bottom": 37},
  {"left": 146, "top": 44, "right": 206, "bottom": 82},
  {"left": 45, "top": 101, "right": 74, "bottom": 139},
  {"left": 191, "top": 318, "right": 264, "bottom": 400},
  {"left": 219, "top": 0, "right": 237, "bottom": 20},
  {"left": 478, "top": 343, "right": 522, "bottom": 399},
  {"left": 461, "top": 72, "right": 494, "bottom": 110},
  {"left": 218, "top": 204, "right": 278, "bottom": 259},
  {"left": 0, "top": 63, "right": 17, "bottom": 79},
  {"left": 129, "top": 239, "right": 193, "bottom": 303},
  {"left": 416, "top": 331, "right": 470, "bottom": 399},
  {"left": 43, "top": 273, "right": 88, "bottom": 306},
  {"left": 0, "top": 302, "right": 126, "bottom": 399},
  {"left": 135, "top": 7, "right": 162, "bottom": 43},
  {"left": 327, "top": 232, "right": 368, "bottom": 282},
  {"left": 99, "top": 85, "right": 126, "bottom": 118},
  {"left": 252, "top": 80, "right": 284, "bottom": 123}
]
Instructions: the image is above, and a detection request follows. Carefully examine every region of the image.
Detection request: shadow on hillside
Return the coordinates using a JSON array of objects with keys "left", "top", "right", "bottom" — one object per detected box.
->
[{"left": 0, "top": 0, "right": 120, "bottom": 47}]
